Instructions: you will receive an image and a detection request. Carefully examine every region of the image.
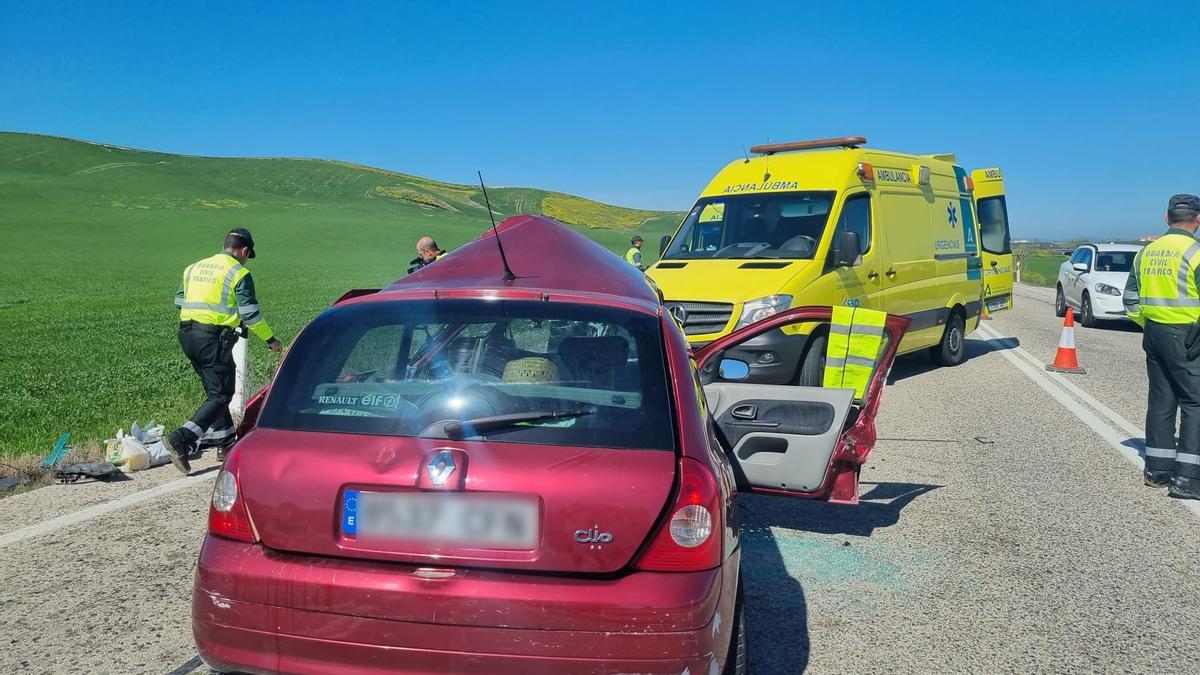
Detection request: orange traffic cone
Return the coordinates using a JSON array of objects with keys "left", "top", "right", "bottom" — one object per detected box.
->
[
  {"left": 980, "top": 302, "right": 992, "bottom": 321},
  {"left": 1046, "top": 309, "right": 1086, "bottom": 374}
]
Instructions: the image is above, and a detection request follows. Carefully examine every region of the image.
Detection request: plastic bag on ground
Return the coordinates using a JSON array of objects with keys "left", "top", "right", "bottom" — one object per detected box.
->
[
  {"left": 130, "top": 420, "right": 165, "bottom": 445},
  {"left": 117, "top": 434, "right": 151, "bottom": 472},
  {"left": 104, "top": 421, "right": 172, "bottom": 472}
]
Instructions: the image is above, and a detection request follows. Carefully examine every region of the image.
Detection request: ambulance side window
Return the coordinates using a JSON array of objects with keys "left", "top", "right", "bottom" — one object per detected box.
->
[
  {"left": 977, "top": 196, "right": 1012, "bottom": 255},
  {"left": 831, "top": 193, "right": 872, "bottom": 257}
]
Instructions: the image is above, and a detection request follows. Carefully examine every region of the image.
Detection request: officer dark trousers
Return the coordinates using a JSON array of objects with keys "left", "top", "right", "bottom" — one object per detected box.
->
[
  {"left": 171, "top": 321, "right": 237, "bottom": 449},
  {"left": 1143, "top": 321, "right": 1200, "bottom": 489}
]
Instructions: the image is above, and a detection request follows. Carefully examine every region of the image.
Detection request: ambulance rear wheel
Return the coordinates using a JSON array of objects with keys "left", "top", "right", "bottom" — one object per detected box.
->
[
  {"left": 932, "top": 311, "right": 965, "bottom": 366},
  {"left": 1055, "top": 285, "right": 1067, "bottom": 318}
]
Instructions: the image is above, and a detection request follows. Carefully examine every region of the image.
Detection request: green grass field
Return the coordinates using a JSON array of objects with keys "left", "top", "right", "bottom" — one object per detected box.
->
[
  {"left": 0, "top": 132, "right": 685, "bottom": 458},
  {"left": 1019, "top": 253, "right": 1068, "bottom": 288}
]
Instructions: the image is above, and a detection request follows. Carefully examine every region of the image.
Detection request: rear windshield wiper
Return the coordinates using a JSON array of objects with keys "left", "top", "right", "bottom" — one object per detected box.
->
[{"left": 437, "top": 409, "right": 595, "bottom": 439}]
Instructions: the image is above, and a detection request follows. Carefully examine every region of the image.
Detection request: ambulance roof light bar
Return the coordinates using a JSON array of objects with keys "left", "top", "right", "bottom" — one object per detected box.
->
[{"left": 750, "top": 136, "right": 867, "bottom": 155}]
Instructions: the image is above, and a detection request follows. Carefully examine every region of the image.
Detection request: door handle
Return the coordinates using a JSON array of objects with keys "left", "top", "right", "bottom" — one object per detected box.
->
[
  {"left": 731, "top": 404, "right": 758, "bottom": 420},
  {"left": 867, "top": 271, "right": 880, "bottom": 281},
  {"left": 990, "top": 260, "right": 998, "bottom": 267},
  {"left": 885, "top": 267, "right": 897, "bottom": 277}
]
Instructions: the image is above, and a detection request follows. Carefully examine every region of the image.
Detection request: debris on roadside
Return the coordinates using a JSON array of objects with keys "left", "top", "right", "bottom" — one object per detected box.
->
[
  {"left": 54, "top": 462, "right": 122, "bottom": 483},
  {"left": 2, "top": 441, "right": 108, "bottom": 496},
  {"left": 40, "top": 433, "right": 72, "bottom": 468},
  {"left": 104, "top": 421, "right": 171, "bottom": 472}
]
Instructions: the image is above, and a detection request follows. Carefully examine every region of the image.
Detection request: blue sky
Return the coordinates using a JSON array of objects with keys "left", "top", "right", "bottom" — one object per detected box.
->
[{"left": 2, "top": 0, "right": 1196, "bottom": 239}]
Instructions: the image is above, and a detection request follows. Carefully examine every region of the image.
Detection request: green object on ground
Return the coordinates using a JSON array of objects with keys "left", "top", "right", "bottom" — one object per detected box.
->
[{"left": 40, "top": 433, "right": 71, "bottom": 468}]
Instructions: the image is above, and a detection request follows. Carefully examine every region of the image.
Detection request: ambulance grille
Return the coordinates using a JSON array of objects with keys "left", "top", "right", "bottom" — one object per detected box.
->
[{"left": 663, "top": 300, "right": 734, "bottom": 336}]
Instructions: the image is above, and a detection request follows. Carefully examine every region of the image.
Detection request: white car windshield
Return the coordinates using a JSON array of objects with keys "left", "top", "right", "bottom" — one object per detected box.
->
[{"left": 1094, "top": 251, "right": 1135, "bottom": 273}]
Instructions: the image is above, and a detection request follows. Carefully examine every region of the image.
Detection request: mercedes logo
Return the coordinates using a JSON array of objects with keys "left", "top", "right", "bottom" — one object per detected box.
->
[
  {"left": 427, "top": 450, "right": 456, "bottom": 486},
  {"left": 669, "top": 304, "right": 689, "bottom": 325}
]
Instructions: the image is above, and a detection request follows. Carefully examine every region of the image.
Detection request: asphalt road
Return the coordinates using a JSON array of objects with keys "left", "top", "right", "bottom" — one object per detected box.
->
[{"left": 3, "top": 285, "right": 1197, "bottom": 674}]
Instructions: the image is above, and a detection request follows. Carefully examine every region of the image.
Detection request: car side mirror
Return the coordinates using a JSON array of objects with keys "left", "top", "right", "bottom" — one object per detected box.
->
[
  {"left": 659, "top": 235, "right": 671, "bottom": 256},
  {"left": 1072, "top": 262, "right": 1089, "bottom": 273},
  {"left": 834, "top": 231, "right": 862, "bottom": 267},
  {"left": 719, "top": 358, "right": 750, "bottom": 381}
]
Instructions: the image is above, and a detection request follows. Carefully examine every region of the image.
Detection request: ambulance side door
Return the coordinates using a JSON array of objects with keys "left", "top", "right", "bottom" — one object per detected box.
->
[
  {"left": 824, "top": 191, "right": 884, "bottom": 312},
  {"left": 972, "top": 168, "right": 1014, "bottom": 312}
]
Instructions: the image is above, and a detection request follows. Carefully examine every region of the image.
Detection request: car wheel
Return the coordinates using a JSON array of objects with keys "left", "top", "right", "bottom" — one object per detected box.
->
[
  {"left": 795, "top": 330, "right": 827, "bottom": 387},
  {"left": 723, "top": 582, "right": 747, "bottom": 675},
  {"left": 931, "top": 310, "right": 966, "bottom": 367},
  {"left": 1055, "top": 285, "right": 1067, "bottom": 318},
  {"left": 1081, "top": 292, "right": 1097, "bottom": 328}
]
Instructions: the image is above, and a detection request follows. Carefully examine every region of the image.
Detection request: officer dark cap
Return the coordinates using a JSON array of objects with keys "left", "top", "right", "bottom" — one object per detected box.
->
[
  {"left": 1169, "top": 194, "right": 1200, "bottom": 216},
  {"left": 227, "top": 227, "right": 256, "bottom": 258}
]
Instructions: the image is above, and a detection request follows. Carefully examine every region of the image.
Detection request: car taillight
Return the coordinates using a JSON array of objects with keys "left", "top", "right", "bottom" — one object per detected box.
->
[
  {"left": 635, "top": 457, "right": 722, "bottom": 572},
  {"left": 208, "top": 447, "right": 257, "bottom": 543}
]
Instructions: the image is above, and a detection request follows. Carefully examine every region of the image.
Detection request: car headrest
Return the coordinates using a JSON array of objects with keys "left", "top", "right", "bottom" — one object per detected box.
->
[{"left": 559, "top": 336, "right": 629, "bottom": 368}]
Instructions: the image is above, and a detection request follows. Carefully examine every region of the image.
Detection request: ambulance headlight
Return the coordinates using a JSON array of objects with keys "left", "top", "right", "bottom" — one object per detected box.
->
[
  {"left": 1095, "top": 283, "right": 1122, "bottom": 297},
  {"left": 735, "top": 295, "right": 792, "bottom": 330}
]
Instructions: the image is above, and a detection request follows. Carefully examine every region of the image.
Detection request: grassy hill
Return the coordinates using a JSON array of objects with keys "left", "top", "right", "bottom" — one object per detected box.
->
[{"left": 0, "top": 132, "right": 685, "bottom": 457}]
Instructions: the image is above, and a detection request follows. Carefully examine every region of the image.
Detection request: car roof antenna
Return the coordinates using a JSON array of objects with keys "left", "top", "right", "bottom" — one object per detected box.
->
[{"left": 477, "top": 170, "right": 516, "bottom": 281}]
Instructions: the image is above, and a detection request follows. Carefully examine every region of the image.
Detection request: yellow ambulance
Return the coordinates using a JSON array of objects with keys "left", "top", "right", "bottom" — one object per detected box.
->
[{"left": 648, "top": 136, "right": 1012, "bottom": 385}]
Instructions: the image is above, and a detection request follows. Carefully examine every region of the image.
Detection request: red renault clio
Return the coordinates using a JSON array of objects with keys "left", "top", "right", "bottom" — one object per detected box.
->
[{"left": 192, "top": 215, "right": 907, "bottom": 674}]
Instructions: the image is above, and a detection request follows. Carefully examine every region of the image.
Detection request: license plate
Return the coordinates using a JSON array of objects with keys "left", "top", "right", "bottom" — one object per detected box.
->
[
  {"left": 342, "top": 490, "right": 538, "bottom": 549},
  {"left": 986, "top": 297, "right": 1009, "bottom": 311}
]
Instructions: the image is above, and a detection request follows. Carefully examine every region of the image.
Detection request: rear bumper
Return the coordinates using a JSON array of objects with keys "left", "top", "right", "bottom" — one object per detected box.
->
[{"left": 193, "top": 536, "right": 733, "bottom": 674}]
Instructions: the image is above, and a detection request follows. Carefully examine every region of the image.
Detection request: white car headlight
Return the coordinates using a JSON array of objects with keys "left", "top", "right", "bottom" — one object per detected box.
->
[
  {"left": 735, "top": 295, "right": 792, "bottom": 330},
  {"left": 1095, "top": 283, "right": 1122, "bottom": 296}
]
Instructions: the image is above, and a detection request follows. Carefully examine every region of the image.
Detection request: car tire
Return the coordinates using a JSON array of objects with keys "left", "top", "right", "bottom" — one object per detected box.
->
[
  {"left": 1081, "top": 292, "right": 1097, "bottom": 328},
  {"left": 723, "top": 582, "right": 747, "bottom": 675},
  {"left": 795, "top": 330, "right": 827, "bottom": 387},
  {"left": 1055, "top": 285, "right": 1067, "bottom": 318},
  {"left": 931, "top": 310, "right": 966, "bottom": 367}
]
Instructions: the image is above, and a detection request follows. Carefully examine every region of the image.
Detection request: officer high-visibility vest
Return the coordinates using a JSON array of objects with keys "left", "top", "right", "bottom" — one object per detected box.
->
[
  {"left": 822, "top": 305, "right": 887, "bottom": 398},
  {"left": 1130, "top": 233, "right": 1200, "bottom": 325},
  {"left": 625, "top": 247, "right": 643, "bottom": 268},
  {"left": 178, "top": 253, "right": 273, "bottom": 341}
]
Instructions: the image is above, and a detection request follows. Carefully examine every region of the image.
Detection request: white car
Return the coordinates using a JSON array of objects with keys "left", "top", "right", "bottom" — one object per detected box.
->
[{"left": 1055, "top": 243, "right": 1142, "bottom": 326}]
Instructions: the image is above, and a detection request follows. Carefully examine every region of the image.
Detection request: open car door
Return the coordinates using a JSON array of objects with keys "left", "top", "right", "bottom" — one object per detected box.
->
[
  {"left": 972, "top": 168, "right": 1014, "bottom": 314},
  {"left": 693, "top": 307, "right": 909, "bottom": 504}
]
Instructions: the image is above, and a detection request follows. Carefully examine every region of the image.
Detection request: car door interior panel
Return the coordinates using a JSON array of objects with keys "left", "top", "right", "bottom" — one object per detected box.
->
[{"left": 704, "top": 383, "right": 854, "bottom": 493}]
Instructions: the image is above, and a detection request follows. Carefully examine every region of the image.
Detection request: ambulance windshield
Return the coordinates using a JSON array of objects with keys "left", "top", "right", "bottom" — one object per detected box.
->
[{"left": 663, "top": 191, "right": 837, "bottom": 260}]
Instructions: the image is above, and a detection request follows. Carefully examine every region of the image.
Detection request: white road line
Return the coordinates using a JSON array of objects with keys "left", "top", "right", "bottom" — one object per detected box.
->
[
  {"left": 0, "top": 473, "right": 216, "bottom": 550},
  {"left": 975, "top": 323, "right": 1200, "bottom": 518}
]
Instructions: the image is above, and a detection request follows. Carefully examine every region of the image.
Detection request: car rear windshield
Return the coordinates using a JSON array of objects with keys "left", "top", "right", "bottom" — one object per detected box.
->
[{"left": 257, "top": 299, "right": 676, "bottom": 451}]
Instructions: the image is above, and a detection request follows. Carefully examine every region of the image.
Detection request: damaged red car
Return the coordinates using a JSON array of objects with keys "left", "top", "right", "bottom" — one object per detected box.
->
[{"left": 192, "top": 215, "right": 908, "bottom": 674}]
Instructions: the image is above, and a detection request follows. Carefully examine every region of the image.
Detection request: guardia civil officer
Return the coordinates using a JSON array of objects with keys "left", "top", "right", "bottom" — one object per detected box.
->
[
  {"left": 1123, "top": 194, "right": 1200, "bottom": 500},
  {"left": 162, "top": 228, "right": 282, "bottom": 474},
  {"left": 625, "top": 235, "right": 645, "bottom": 271}
]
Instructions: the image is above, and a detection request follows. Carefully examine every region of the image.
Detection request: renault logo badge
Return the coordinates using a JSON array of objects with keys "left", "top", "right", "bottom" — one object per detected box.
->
[{"left": 427, "top": 450, "right": 456, "bottom": 486}]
